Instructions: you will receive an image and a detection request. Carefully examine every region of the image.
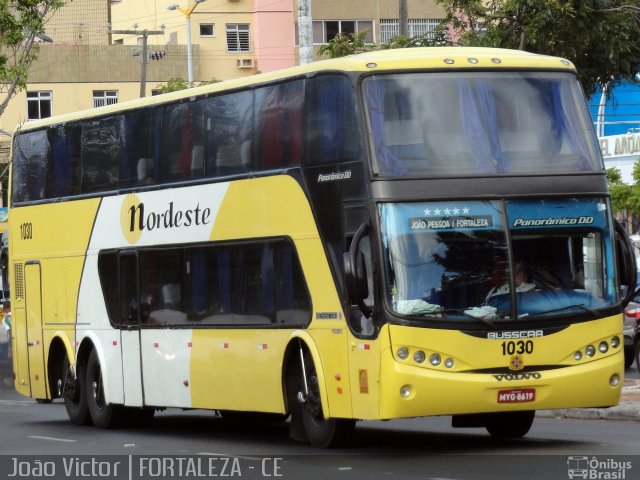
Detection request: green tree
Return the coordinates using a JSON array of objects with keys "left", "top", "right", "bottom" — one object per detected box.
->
[
  {"left": 607, "top": 166, "right": 634, "bottom": 214},
  {"left": 317, "top": 31, "right": 374, "bottom": 59},
  {"left": 155, "top": 77, "right": 220, "bottom": 94},
  {"left": 0, "top": 0, "right": 64, "bottom": 118},
  {"left": 436, "top": 0, "right": 640, "bottom": 97}
]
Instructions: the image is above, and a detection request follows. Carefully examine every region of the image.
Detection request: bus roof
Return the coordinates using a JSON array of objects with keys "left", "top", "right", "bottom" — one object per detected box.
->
[{"left": 17, "top": 47, "right": 575, "bottom": 133}]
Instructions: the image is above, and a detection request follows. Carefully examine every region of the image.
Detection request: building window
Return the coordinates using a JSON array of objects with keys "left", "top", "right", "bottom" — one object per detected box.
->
[
  {"left": 379, "top": 18, "right": 442, "bottom": 44},
  {"left": 311, "top": 20, "right": 374, "bottom": 44},
  {"left": 93, "top": 90, "right": 118, "bottom": 108},
  {"left": 27, "top": 91, "right": 52, "bottom": 120},
  {"left": 200, "top": 23, "right": 215, "bottom": 37},
  {"left": 226, "top": 24, "right": 250, "bottom": 52}
]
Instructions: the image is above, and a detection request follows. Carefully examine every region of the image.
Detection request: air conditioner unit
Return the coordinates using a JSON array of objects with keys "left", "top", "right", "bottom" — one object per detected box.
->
[{"left": 236, "top": 58, "right": 254, "bottom": 69}]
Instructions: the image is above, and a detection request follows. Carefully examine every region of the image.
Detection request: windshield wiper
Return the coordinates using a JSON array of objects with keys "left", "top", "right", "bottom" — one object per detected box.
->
[
  {"left": 520, "top": 303, "right": 598, "bottom": 318},
  {"left": 438, "top": 308, "right": 497, "bottom": 328}
]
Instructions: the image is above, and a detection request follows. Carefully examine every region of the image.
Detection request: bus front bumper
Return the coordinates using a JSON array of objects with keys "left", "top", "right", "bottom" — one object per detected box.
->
[{"left": 378, "top": 349, "right": 623, "bottom": 419}]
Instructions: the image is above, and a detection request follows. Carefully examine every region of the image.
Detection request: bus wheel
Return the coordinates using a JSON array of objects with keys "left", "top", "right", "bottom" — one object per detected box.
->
[
  {"left": 62, "top": 354, "right": 92, "bottom": 426},
  {"left": 85, "top": 349, "right": 126, "bottom": 428},
  {"left": 485, "top": 410, "right": 535, "bottom": 438},
  {"left": 296, "top": 351, "right": 355, "bottom": 448}
]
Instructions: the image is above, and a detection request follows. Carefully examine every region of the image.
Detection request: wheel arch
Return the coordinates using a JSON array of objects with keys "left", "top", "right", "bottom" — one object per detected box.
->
[
  {"left": 282, "top": 331, "right": 331, "bottom": 420},
  {"left": 46, "top": 332, "right": 75, "bottom": 398}
]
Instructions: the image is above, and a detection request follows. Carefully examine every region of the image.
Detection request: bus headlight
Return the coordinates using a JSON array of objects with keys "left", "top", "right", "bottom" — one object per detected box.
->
[
  {"left": 396, "top": 347, "right": 409, "bottom": 360},
  {"left": 611, "top": 336, "right": 620, "bottom": 348},
  {"left": 429, "top": 353, "right": 441, "bottom": 366},
  {"left": 610, "top": 374, "right": 620, "bottom": 386},
  {"left": 444, "top": 358, "right": 454, "bottom": 368},
  {"left": 585, "top": 345, "right": 596, "bottom": 357},
  {"left": 574, "top": 351, "right": 583, "bottom": 361},
  {"left": 598, "top": 341, "right": 609, "bottom": 354},
  {"left": 413, "top": 351, "right": 426, "bottom": 363}
]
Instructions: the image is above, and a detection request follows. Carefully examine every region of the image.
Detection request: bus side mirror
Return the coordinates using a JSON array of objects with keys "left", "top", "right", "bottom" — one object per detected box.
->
[
  {"left": 344, "top": 223, "right": 372, "bottom": 318},
  {"left": 614, "top": 220, "right": 637, "bottom": 306}
]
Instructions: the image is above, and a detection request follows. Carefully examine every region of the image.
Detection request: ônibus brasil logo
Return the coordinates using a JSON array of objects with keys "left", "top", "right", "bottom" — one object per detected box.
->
[
  {"left": 567, "top": 456, "right": 632, "bottom": 479},
  {"left": 120, "top": 194, "right": 212, "bottom": 244}
]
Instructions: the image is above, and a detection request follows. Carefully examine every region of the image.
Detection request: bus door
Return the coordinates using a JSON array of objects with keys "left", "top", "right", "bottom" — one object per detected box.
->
[
  {"left": 119, "top": 251, "right": 144, "bottom": 407},
  {"left": 24, "top": 262, "right": 47, "bottom": 399}
]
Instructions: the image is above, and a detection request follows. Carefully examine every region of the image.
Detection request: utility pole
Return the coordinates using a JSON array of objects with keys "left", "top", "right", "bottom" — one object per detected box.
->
[
  {"left": 399, "top": 0, "right": 408, "bottom": 37},
  {"left": 111, "top": 29, "right": 164, "bottom": 97},
  {"left": 298, "top": 0, "right": 313, "bottom": 65}
]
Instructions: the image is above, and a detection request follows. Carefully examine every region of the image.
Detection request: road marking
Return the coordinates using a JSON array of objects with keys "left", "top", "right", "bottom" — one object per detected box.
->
[
  {"left": 338, "top": 467, "right": 353, "bottom": 471},
  {"left": 28, "top": 435, "right": 76, "bottom": 443},
  {"left": 197, "top": 452, "right": 264, "bottom": 461},
  {"left": 0, "top": 400, "right": 36, "bottom": 406}
]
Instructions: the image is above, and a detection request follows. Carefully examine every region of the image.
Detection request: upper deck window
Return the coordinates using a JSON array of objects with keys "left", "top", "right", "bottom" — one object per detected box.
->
[{"left": 362, "top": 72, "right": 603, "bottom": 177}]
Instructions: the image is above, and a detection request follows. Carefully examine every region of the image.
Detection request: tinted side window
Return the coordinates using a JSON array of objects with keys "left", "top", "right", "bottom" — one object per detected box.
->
[
  {"left": 255, "top": 80, "right": 305, "bottom": 169},
  {"left": 119, "top": 253, "right": 138, "bottom": 325},
  {"left": 207, "top": 90, "right": 254, "bottom": 176},
  {"left": 81, "top": 116, "right": 122, "bottom": 193},
  {"left": 123, "top": 108, "right": 161, "bottom": 187},
  {"left": 139, "top": 248, "right": 186, "bottom": 325},
  {"left": 98, "top": 239, "right": 311, "bottom": 328},
  {"left": 305, "top": 75, "right": 361, "bottom": 166},
  {"left": 46, "top": 124, "right": 81, "bottom": 198},
  {"left": 12, "top": 130, "right": 49, "bottom": 203}
]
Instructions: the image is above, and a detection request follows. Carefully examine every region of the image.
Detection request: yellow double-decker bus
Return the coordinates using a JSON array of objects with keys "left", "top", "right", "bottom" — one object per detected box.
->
[{"left": 9, "top": 47, "right": 636, "bottom": 447}]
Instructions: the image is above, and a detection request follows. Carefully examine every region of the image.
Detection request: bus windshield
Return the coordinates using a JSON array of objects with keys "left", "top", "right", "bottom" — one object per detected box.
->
[
  {"left": 363, "top": 72, "right": 602, "bottom": 177},
  {"left": 379, "top": 198, "right": 616, "bottom": 323}
]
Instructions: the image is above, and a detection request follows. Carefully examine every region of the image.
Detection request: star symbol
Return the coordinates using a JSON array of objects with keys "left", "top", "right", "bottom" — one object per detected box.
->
[
  {"left": 453, "top": 208, "right": 460, "bottom": 215},
  {"left": 424, "top": 208, "right": 431, "bottom": 215},
  {"left": 434, "top": 208, "right": 441, "bottom": 216},
  {"left": 444, "top": 208, "right": 451, "bottom": 216},
  {"left": 463, "top": 207, "right": 470, "bottom": 214}
]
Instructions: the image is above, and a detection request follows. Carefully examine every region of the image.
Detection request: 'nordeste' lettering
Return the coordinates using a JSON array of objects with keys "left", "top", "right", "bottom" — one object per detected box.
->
[{"left": 128, "top": 201, "right": 211, "bottom": 232}]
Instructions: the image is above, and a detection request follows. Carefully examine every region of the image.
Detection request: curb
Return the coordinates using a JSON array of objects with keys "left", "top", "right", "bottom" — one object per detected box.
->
[
  {"left": 537, "top": 406, "right": 640, "bottom": 422},
  {"left": 536, "top": 381, "right": 640, "bottom": 421}
]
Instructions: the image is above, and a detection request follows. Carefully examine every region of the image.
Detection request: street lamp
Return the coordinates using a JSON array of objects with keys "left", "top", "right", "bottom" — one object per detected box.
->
[{"left": 167, "top": 0, "right": 206, "bottom": 84}]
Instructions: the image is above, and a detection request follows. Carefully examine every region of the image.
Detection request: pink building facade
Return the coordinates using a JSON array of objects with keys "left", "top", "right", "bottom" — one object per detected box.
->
[{"left": 253, "top": 0, "right": 297, "bottom": 73}]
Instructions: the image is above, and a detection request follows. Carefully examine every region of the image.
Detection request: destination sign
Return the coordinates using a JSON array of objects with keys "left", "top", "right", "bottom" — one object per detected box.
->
[{"left": 409, "top": 215, "right": 494, "bottom": 231}]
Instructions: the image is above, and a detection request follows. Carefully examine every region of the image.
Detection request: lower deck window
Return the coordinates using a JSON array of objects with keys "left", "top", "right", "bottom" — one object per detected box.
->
[{"left": 99, "top": 238, "right": 311, "bottom": 327}]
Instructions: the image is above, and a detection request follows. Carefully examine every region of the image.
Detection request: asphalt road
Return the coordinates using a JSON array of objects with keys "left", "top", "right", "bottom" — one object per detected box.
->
[{"left": 0, "top": 379, "right": 638, "bottom": 480}]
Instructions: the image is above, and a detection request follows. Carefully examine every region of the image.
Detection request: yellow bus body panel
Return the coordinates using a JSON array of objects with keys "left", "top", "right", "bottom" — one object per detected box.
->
[
  {"left": 190, "top": 176, "right": 352, "bottom": 417},
  {"left": 10, "top": 199, "right": 99, "bottom": 397}
]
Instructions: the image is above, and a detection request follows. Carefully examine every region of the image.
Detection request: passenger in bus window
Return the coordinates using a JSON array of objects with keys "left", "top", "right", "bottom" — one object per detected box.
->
[{"left": 137, "top": 158, "right": 156, "bottom": 185}]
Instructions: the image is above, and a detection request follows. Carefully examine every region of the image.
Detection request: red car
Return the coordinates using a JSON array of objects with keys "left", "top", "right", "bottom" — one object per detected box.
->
[{"left": 624, "top": 288, "right": 640, "bottom": 368}]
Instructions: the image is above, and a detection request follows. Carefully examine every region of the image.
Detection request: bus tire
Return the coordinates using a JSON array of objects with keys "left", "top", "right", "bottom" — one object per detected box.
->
[
  {"left": 296, "top": 350, "right": 355, "bottom": 448},
  {"left": 85, "top": 349, "right": 127, "bottom": 428},
  {"left": 485, "top": 410, "right": 535, "bottom": 438},
  {"left": 63, "top": 355, "right": 92, "bottom": 426}
]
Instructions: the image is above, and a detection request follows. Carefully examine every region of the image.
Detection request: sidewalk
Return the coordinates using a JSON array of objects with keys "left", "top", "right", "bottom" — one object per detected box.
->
[{"left": 537, "top": 378, "right": 640, "bottom": 421}]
